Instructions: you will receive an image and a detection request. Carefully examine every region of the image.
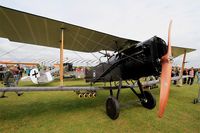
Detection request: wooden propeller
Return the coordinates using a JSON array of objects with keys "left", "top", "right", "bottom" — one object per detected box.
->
[{"left": 158, "top": 21, "right": 173, "bottom": 118}]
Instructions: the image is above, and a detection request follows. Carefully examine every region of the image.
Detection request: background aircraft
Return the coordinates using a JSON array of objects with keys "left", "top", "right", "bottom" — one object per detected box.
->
[
  {"left": 0, "top": 6, "right": 195, "bottom": 120},
  {"left": 21, "top": 68, "right": 56, "bottom": 84}
]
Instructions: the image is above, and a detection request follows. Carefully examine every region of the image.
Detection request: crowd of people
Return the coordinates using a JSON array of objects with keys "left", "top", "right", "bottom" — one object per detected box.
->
[
  {"left": 172, "top": 66, "right": 200, "bottom": 86},
  {"left": 1, "top": 64, "right": 200, "bottom": 87}
]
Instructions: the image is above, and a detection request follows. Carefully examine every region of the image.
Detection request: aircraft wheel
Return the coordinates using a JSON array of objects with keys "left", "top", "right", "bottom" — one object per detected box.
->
[
  {"left": 78, "top": 93, "right": 83, "bottom": 98},
  {"left": 106, "top": 96, "right": 120, "bottom": 120},
  {"left": 141, "top": 91, "right": 156, "bottom": 109},
  {"left": 193, "top": 98, "right": 198, "bottom": 104}
]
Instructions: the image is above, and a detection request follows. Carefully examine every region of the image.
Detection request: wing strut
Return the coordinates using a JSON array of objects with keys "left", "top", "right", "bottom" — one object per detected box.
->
[
  {"left": 180, "top": 49, "right": 187, "bottom": 78},
  {"left": 60, "top": 28, "right": 64, "bottom": 86},
  {"left": 175, "top": 49, "right": 187, "bottom": 86}
]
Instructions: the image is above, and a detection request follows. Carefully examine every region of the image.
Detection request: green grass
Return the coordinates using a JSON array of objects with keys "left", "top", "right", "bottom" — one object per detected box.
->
[{"left": 0, "top": 79, "right": 199, "bottom": 133}]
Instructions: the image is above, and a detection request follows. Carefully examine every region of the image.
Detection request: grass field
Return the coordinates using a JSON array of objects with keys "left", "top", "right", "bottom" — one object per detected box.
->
[{"left": 0, "top": 79, "right": 199, "bottom": 133}]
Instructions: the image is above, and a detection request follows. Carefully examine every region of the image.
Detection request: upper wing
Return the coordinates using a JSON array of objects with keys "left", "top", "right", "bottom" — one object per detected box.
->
[
  {"left": 171, "top": 46, "right": 195, "bottom": 58},
  {"left": 0, "top": 6, "right": 138, "bottom": 52},
  {"left": 0, "top": 6, "right": 195, "bottom": 55}
]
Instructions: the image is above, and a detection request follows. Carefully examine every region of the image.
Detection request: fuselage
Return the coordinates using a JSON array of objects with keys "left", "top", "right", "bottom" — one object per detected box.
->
[{"left": 85, "top": 36, "right": 167, "bottom": 82}]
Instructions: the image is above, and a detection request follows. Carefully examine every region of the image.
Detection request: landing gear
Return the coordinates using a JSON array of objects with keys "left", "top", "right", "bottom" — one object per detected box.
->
[
  {"left": 141, "top": 91, "right": 156, "bottom": 109},
  {"left": 106, "top": 96, "right": 120, "bottom": 120},
  {"left": 105, "top": 79, "right": 156, "bottom": 120},
  {"left": 106, "top": 79, "right": 122, "bottom": 120},
  {"left": 128, "top": 80, "right": 156, "bottom": 109}
]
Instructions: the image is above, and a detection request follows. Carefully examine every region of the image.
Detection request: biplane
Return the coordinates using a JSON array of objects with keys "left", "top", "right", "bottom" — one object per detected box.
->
[{"left": 0, "top": 6, "right": 195, "bottom": 120}]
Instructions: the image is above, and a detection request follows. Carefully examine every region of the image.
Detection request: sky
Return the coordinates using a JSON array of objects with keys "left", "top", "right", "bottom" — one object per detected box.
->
[{"left": 0, "top": 0, "right": 200, "bottom": 67}]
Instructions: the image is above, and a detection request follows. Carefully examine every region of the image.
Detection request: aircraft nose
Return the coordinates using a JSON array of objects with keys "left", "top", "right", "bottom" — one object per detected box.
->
[{"left": 155, "top": 37, "right": 168, "bottom": 59}]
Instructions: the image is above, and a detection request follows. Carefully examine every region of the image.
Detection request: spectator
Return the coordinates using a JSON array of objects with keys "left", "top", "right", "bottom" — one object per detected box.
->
[
  {"left": 11, "top": 65, "right": 20, "bottom": 85},
  {"left": 187, "top": 67, "right": 195, "bottom": 85},
  {"left": 183, "top": 68, "right": 188, "bottom": 84},
  {"left": 196, "top": 69, "right": 200, "bottom": 83},
  {"left": 0, "top": 65, "right": 4, "bottom": 81}
]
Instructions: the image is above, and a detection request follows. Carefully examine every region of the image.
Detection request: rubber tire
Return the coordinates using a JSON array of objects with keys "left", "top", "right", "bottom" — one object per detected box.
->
[
  {"left": 141, "top": 91, "right": 156, "bottom": 109},
  {"left": 106, "top": 96, "right": 120, "bottom": 120}
]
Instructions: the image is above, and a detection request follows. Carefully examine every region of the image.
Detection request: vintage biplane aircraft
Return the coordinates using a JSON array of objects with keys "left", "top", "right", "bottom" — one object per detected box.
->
[{"left": 0, "top": 6, "right": 195, "bottom": 119}]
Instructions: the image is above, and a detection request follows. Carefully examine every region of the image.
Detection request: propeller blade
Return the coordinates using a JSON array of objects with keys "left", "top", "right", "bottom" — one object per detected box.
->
[{"left": 158, "top": 20, "right": 173, "bottom": 118}]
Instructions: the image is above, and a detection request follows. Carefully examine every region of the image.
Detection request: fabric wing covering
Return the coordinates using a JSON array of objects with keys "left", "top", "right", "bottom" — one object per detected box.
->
[
  {"left": 0, "top": 6, "right": 195, "bottom": 56},
  {"left": 0, "top": 6, "right": 138, "bottom": 52}
]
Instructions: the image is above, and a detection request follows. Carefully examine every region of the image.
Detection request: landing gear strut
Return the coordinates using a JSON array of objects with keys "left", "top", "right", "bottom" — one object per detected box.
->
[{"left": 106, "top": 79, "right": 156, "bottom": 120}]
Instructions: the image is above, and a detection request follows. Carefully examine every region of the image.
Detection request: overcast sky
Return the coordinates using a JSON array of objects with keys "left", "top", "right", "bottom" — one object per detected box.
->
[{"left": 0, "top": 0, "right": 200, "bottom": 67}]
